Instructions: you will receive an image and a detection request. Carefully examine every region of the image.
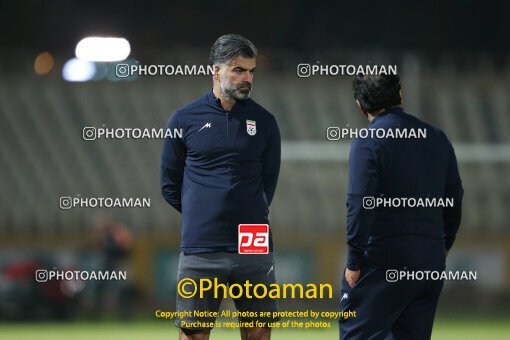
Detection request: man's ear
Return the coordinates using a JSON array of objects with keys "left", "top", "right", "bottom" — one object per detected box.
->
[
  {"left": 213, "top": 65, "right": 221, "bottom": 81},
  {"left": 399, "top": 89, "right": 404, "bottom": 105},
  {"left": 356, "top": 100, "right": 369, "bottom": 118}
]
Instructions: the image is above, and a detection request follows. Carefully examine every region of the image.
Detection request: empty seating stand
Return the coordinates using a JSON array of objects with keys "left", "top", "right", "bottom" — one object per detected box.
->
[{"left": 0, "top": 74, "right": 509, "bottom": 234}]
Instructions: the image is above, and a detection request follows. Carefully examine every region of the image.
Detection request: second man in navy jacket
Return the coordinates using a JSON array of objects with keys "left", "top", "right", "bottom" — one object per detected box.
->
[{"left": 340, "top": 74, "right": 463, "bottom": 340}]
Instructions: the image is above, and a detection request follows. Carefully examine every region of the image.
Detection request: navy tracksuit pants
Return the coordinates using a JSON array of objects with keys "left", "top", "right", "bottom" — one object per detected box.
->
[{"left": 339, "top": 267, "right": 444, "bottom": 339}]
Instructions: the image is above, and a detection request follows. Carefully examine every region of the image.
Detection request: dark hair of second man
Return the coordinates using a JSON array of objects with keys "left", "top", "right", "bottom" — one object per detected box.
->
[{"left": 353, "top": 74, "right": 402, "bottom": 113}]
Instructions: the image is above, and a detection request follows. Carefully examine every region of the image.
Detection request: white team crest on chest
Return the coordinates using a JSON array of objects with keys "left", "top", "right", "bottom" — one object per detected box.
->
[{"left": 246, "top": 120, "right": 256, "bottom": 136}]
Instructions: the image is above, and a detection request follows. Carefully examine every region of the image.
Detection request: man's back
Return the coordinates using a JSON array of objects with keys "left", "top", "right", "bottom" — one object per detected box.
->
[
  {"left": 347, "top": 107, "right": 463, "bottom": 270},
  {"left": 342, "top": 74, "right": 463, "bottom": 340}
]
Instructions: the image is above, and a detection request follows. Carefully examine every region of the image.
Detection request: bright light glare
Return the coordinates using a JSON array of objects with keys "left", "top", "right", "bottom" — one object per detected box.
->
[
  {"left": 62, "top": 58, "right": 96, "bottom": 82},
  {"left": 75, "top": 37, "right": 130, "bottom": 62}
]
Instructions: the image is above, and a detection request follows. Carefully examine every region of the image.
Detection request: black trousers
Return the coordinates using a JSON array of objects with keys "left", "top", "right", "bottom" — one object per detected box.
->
[{"left": 339, "top": 267, "right": 444, "bottom": 340}]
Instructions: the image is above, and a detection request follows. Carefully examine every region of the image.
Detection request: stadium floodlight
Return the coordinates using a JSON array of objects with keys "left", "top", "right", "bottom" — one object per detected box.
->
[
  {"left": 75, "top": 37, "right": 130, "bottom": 62},
  {"left": 62, "top": 58, "right": 96, "bottom": 82}
]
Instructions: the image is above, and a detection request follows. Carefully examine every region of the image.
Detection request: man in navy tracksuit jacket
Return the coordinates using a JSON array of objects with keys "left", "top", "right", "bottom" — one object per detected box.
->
[
  {"left": 161, "top": 91, "right": 280, "bottom": 254},
  {"left": 161, "top": 35, "right": 280, "bottom": 340},
  {"left": 340, "top": 74, "right": 463, "bottom": 339}
]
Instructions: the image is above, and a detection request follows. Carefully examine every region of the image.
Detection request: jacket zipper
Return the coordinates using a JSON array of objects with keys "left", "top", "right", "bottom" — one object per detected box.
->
[{"left": 225, "top": 111, "right": 230, "bottom": 141}]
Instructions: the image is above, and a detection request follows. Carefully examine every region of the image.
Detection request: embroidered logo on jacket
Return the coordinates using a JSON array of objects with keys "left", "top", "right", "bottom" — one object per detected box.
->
[{"left": 246, "top": 120, "right": 256, "bottom": 136}]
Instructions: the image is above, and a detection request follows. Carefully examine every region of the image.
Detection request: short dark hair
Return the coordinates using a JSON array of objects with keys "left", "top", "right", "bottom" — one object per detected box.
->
[
  {"left": 209, "top": 34, "right": 257, "bottom": 65},
  {"left": 353, "top": 74, "right": 402, "bottom": 113}
]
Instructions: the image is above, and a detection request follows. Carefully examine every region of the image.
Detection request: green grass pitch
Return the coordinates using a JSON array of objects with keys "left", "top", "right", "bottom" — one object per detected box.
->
[{"left": 1, "top": 317, "right": 509, "bottom": 339}]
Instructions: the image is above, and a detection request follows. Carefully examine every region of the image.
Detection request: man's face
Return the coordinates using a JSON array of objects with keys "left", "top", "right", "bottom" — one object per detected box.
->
[{"left": 216, "top": 56, "right": 256, "bottom": 101}]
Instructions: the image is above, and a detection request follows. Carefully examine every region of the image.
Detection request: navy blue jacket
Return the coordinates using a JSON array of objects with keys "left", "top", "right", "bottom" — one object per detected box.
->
[
  {"left": 346, "top": 107, "right": 463, "bottom": 270},
  {"left": 161, "top": 91, "right": 281, "bottom": 254}
]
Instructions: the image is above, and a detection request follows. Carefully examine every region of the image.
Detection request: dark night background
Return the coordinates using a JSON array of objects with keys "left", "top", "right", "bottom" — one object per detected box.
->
[{"left": 1, "top": 1, "right": 508, "bottom": 53}]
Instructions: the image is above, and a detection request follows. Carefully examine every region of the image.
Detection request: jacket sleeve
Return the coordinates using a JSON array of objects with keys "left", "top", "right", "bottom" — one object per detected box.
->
[
  {"left": 443, "top": 139, "right": 463, "bottom": 250},
  {"left": 262, "top": 116, "right": 281, "bottom": 206},
  {"left": 346, "top": 139, "right": 380, "bottom": 270},
  {"left": 160, "top": 112, "right": 186, "bottom": 213}
]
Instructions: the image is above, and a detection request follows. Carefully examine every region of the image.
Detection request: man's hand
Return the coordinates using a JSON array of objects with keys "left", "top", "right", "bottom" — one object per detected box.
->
[{"left": 344, "top": 268, "right": 361, "bottom": 288}]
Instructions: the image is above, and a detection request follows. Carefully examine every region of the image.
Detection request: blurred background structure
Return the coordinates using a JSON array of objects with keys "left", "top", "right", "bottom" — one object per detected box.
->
[{"left": 0, "top": 0, "right": 509, "bottom": 324}]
